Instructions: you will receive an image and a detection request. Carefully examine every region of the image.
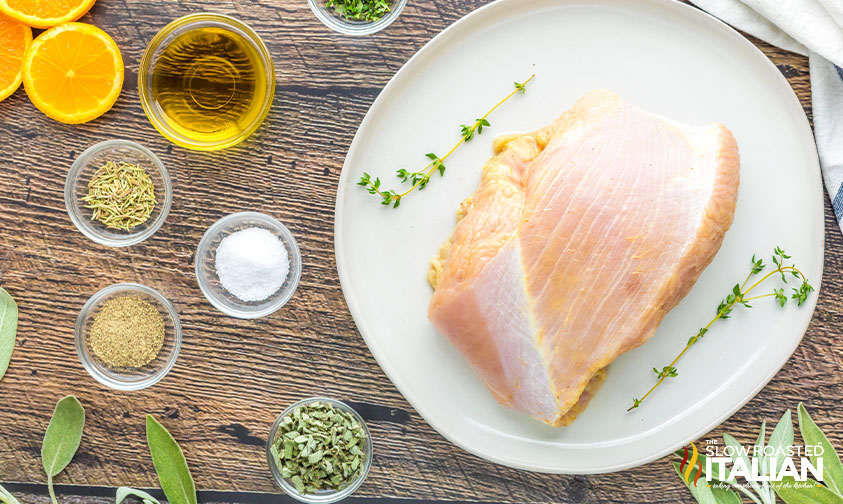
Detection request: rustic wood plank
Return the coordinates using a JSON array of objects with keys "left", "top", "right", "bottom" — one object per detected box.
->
[{"left": 0, "top": 0, "right": 838, "bottom": 503}]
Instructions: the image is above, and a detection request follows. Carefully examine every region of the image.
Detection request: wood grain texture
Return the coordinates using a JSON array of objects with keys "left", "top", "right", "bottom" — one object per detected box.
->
[{"left": 0, "top": 1, "right": 839, "bottom": 503}]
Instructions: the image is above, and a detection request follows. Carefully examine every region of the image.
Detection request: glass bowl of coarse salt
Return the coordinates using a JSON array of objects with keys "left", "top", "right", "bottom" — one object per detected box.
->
[{"left": 195, "top": 212, "right": 302, "bottom": 319}]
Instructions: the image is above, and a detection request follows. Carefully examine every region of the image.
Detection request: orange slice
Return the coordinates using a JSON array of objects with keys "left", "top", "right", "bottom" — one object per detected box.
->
[
  {"left": 22, "top": 22, "right": 123, "bottom": 124},
  {"left": 0, "top": 0, "right": 95, "bottom": 29},
  {"left": 0, "top": 13, "right": 31, "bottom": 102}
]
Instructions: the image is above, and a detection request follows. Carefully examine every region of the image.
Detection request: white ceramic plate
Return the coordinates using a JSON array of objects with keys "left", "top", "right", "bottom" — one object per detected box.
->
[{"left": 335, "top": 0, "right": 823, "bottom": 473}]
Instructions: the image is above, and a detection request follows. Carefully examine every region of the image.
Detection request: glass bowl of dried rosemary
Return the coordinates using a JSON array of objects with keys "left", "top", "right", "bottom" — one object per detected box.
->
[
  {"left": 267, "top": 397, "right": 372, "bottom": 503},
  {"left": 75, "top": 283, "right": 182, "bottom": 391},
  {"left": 307, "top": 0, "right": 407, "bottom": 36},
  {"left": 65, "top": 140, "right": 172, "bottom": 247}
]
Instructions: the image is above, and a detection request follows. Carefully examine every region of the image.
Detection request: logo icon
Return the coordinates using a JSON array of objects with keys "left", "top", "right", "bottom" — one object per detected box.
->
[{"left": 680, "top": 442, "right": 703, "bottom": 486}]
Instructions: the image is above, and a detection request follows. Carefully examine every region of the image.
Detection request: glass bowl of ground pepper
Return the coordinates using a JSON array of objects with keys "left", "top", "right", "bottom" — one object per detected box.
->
[
  {"left": 267, "top": 398, "right": 372, "bottom": 503},
  {"left": 65, "top": 140, "right": 172, "bottom": 247},
  {"left": 75, "top": 283, "right": 181, "bottom": 391},
  {"left": 308, "top": 0, "right": 407, "bottom": 35}
]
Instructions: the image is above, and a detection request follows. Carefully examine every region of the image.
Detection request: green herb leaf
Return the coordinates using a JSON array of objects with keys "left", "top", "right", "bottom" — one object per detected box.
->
[
  {"left": 768, "top": 409, "right": 795, "bottom": 474},
  {"left": 710, "top": 487, "right": 742, "bottom": 504},
  {"left": 146, "top": 415, "right": 197, "bottom": 504},
  {"left": 0, "top": 484, "right": 21, "bottom": 504},
  {"left": 629, "top": 246, "right": 812, "bottom": 412},
  {"left": 756, "top": 420, "right": 768, "bottom": 478},
  {"left": 325, "top": 0, "right": 391, "bottom": 21},
  {"left": 653, "top": 366, "right": 678, "bottom": 379},
  {"left": 775, "top": 288, "right": 788, "bottom": 307},
  {"left": 792, "top": 281, "right": 815, "bottom": 307},
  {"left": 797, "top": 403, "right": 843, "bottom": 496},
  {"left": 723, "top": 433, "right": 765, "bottom": 498},
  {"left": 0, "top": 287, "right": 18, "bottom": 383},
  {"left": 270, "top": 401, "right": 367, "bottom": 494},
  {"left": 752, "top": 420, "right": 780, "bottom": 504},
  {"left": 751, "top": 254, "right": 765, "bottom": 274},
  {"left": 772, "top": 476, "right": 843, "bottom": 504},
  {"left": 672, "top": 461, "right": 718, "bottom": 504},
  {"left": 42, "top": 395, "right": 86, "bottom": 504},
  {"left": 116, "top": 487, "right": 160, "bottom": 504},
  {"left": 514, "top": 80, "right": 530, "bottom": 93},
  {"left": 358, "top": 74, "right": 534, "bottom": 208}
]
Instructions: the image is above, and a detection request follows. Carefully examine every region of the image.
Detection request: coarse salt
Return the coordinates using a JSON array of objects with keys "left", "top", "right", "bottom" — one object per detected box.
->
[{"left": 215, "top": 227, "right": 290, "bottom": 302}]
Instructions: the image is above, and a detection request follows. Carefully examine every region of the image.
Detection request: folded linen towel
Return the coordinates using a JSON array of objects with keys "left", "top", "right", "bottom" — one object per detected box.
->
[{"left": 690, "top": 0, "right": 843, "bottom": 232}]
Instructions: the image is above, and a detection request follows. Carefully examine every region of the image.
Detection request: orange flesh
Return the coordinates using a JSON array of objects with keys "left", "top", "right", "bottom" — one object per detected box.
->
[
  {"left": 0, "top": 14, "right": 29, "bottom": 96},
  {"left": 5, "top": 0, "right": 85, "bottom": 16},
  {"left": 24, "top": 23, "right": 123, "bottom": 122}
]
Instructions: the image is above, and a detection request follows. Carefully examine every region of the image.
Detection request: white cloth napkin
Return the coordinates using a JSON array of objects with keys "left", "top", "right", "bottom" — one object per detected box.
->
[{"left": 690, "top": 0, "right": 843, "bottom": 232}]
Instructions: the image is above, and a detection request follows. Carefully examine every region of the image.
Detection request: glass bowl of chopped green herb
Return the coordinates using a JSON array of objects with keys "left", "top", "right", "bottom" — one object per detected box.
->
[
  {"left": 308, "top": 0, "right": 406, "bottom": 36},
  {"left": 75, "top": 283, "right": 182, "bottom": 391},
  {"left": 65, "top": 140, "right": 172, "bottom": 247},
  {"left": 267, "top": 398, "right": 372, "bottom": 503}
]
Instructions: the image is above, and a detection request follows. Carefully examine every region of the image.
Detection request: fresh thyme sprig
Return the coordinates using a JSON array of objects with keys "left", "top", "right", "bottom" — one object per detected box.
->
[
  {"left": 628, "top": 247, "right": 813, "bottom": 412},
  {"left": 357, "top": 74, "right": 535, "bottom": 208}
]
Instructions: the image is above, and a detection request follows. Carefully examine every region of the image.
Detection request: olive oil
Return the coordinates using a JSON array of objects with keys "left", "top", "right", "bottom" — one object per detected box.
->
[{"left": 150, "top": 26, "right": 270, "bottom": 146}]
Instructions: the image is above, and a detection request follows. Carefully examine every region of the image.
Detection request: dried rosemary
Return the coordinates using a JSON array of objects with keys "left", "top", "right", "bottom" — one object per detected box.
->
[
  {"left": 270, "top": 401, "right": 367, "bottom": 494},
  {"left": 83, "top": 161, "right": 156, "bottom": 231}
]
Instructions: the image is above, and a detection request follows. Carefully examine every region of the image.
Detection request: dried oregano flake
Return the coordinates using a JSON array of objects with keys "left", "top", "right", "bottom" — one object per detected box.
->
[{"left": 271, "top": 401, "right": 367, "bottom": 494}]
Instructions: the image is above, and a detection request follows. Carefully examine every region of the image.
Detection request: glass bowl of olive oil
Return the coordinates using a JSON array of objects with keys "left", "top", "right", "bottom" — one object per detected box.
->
[{"left": 139, "top": 14, "right": 275, "bottom": 151}]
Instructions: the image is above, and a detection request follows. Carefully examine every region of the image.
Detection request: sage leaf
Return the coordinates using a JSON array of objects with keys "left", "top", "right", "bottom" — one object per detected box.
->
[
  {"left": 772, "top": 476, "right": 843, "bottom": 504},
  {"left": 42, "top": 395, "right": 85, "bottom": 504},
  {"left": 0, "top": 483, "right": 21, "bottom": 504},
  {"left": 756, "top": 420, "right": 767, "bottom": 474},
  {"left": 754, "top": 420, "right": 777, "bottom": 504},
  {"left": 710, "top": 486, "right": 742, "bottom": 504},
  {"left": 146, "top": 415, "right": 197, "bottom": 504},
  {"left": 723, "top": 433, "right": 765, "bottom": 498},
  {"left": 798, "top": 403, "right": 843, "bottom": 496},
  {"left": 672, "top": 461, "right": 718, "bottom": 504},
  {"left": 768, "top": 409, "right": 795, "bottom": 473},
  {"left": 116, "top": 487, "right": 160, "bottom": 504},
  {"left": 0, "top": 287, "right": 18, "bottom": 383}
]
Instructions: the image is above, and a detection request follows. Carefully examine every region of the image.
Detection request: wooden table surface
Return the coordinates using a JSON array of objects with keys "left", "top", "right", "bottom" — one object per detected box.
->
[{"left": 0, "top": 1, "right": 839, "bottom": 503}]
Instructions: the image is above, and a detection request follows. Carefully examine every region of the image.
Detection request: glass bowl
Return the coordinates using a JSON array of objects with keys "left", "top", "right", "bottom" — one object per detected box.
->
[
  {"left": 65, "top": 140, "right": 172, "bottom": 247},
  {"left": 195, "top": 212, "right": 302, "bottom": 319},
  {"left": 267, "top": 397, "right": 372, "bottom": 503},
  {"left": 308, "top": 0, "right": 407, "bottom": 35},
  {"left": 75, "top": 283, "right": 181, "bottom": 391},
  {"left": 138, "top": 13, "right": 276, "bottom": 151}
]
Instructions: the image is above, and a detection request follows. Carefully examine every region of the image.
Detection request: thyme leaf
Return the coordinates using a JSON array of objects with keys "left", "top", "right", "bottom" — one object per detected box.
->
[
  {"left": 358, "top": 75, "right": 535, "bottom": 207},
  {"left": 627, "top": 246, "right": 813, "bottom": 412}
]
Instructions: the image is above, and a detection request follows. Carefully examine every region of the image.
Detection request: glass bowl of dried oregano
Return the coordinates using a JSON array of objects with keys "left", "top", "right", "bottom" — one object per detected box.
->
[
  {"left": 267, "top": 397, "right": 372, "bottom": 503},
  {"left": 65, "top": 139, "right": 172, "bottom": 247},
  {"left": 75, "top": 283, "right": 182, "bottom": 391}
]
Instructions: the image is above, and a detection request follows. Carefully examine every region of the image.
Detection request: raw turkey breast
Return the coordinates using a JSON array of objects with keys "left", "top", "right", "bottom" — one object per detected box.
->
[{"left": 427, "top": 89, "right": 740, "bottom": 426}]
